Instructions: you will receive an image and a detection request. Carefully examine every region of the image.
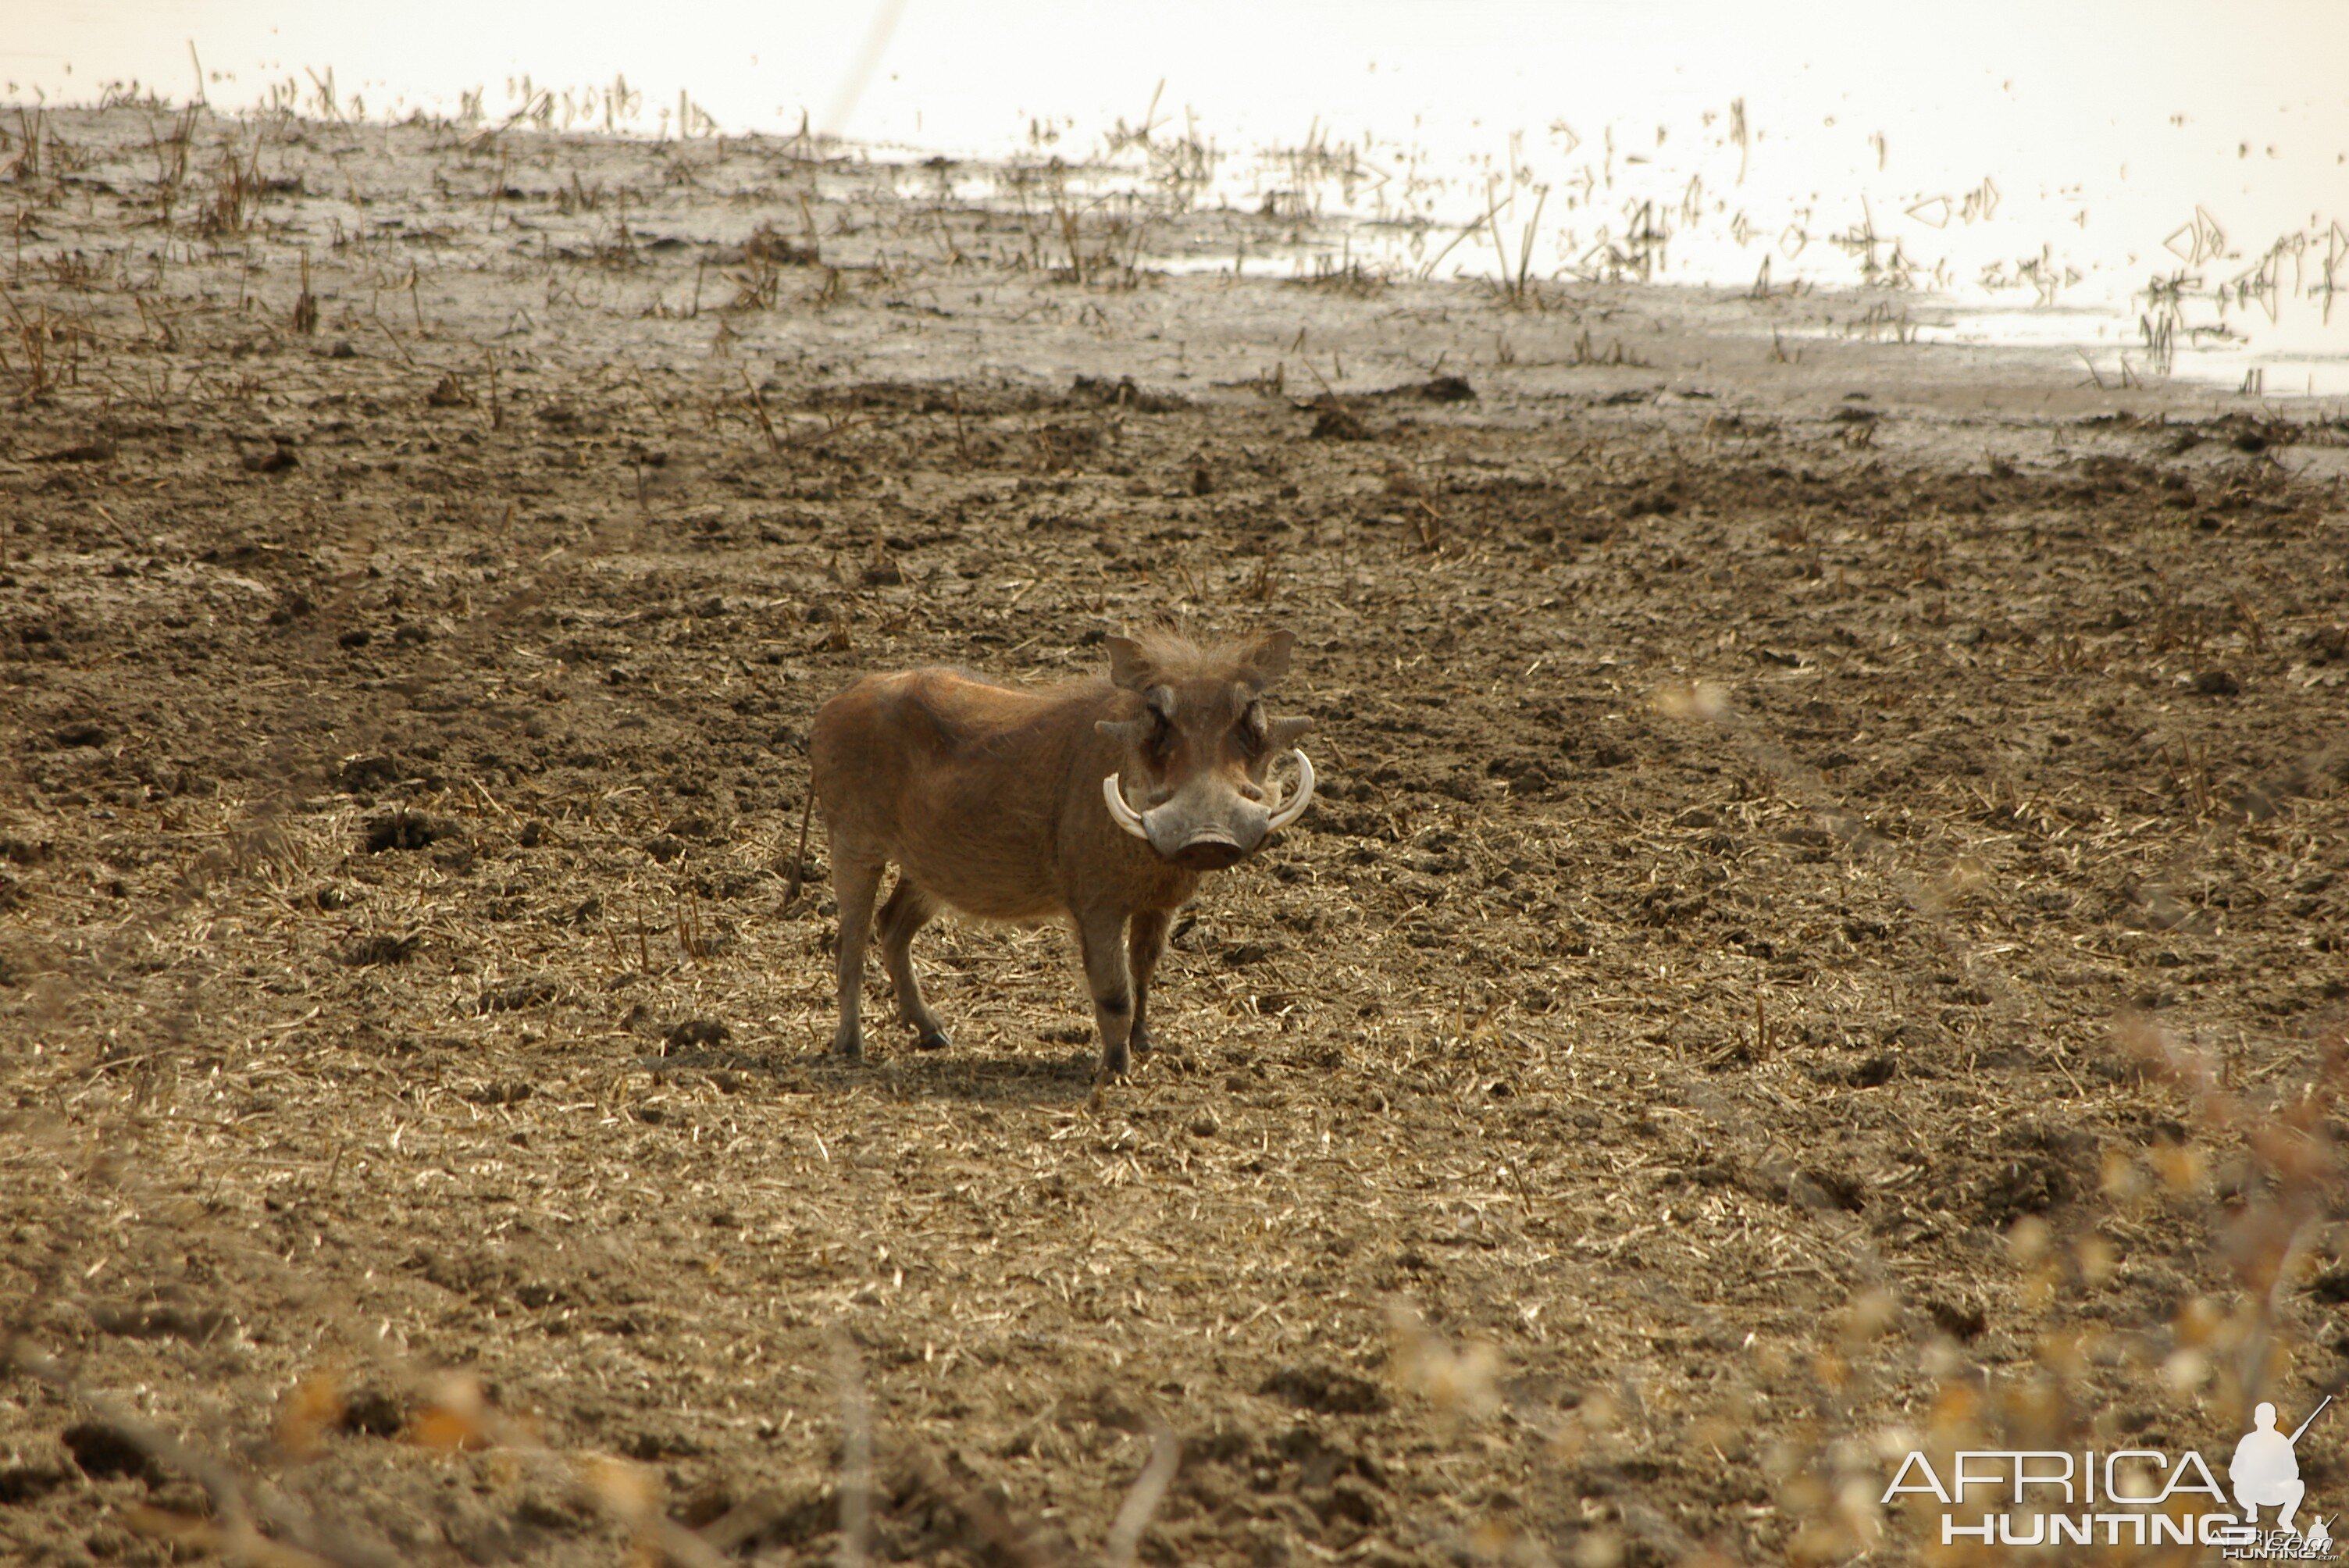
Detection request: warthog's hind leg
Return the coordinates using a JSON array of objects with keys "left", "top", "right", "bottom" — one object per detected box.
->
[
  {"left": 1126, "top": 908, "right": 1171, "bottom": 1059},
  {"left": 829, "top": 852, "right": 886, "bottom": 1061},
  {"left": 1076, "top": 904, "right": 1138, "bottom": 1078},
  {"left": 877, "top": 876, "right": 950, "bottom": 1051}
]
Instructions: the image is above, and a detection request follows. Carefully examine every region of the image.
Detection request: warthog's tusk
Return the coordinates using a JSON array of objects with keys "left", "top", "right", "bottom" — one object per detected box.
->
[
  {"left": 1265, "top": 750, "right": 1316, "bottom": 832},
  {"left": 1102, "top": 773, "right": 1152, "bottom": 840}
]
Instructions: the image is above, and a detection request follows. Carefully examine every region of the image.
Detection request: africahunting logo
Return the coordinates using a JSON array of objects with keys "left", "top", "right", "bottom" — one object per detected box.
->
[{"left": 1881, "top": 1397, "right": 2336, "bottom": 1557}]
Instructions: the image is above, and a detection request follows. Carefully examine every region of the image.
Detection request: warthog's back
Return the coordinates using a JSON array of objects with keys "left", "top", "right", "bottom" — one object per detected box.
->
[{"left": 811, "top": 668, "right": 1110, "bottom": 921}]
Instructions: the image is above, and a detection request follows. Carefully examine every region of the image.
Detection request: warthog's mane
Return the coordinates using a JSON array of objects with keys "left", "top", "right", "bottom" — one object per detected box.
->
[{"left": 1114, "top": 628, "right": 1263, "bottom": 685}]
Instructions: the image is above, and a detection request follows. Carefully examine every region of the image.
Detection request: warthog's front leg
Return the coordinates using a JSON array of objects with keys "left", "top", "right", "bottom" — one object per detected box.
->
[
  {"left": 1126, "top": 908, "right": 1171, "bottom": 1059},
  {"left": 1076, "top": 904, "right": 1138, "bottom": 1077},
  {"left": 829, "top": 853, "right": 886, "bottom": 1061}
]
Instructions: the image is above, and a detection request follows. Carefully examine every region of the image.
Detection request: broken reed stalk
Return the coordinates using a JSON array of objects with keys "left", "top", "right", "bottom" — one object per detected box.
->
[
  {"left": 675, "top": 886, "right": 711, "bottom": 963},
  {"left": 740, "top": 366, "right": 782, "bottom": 455},
  {"left": 1419, "top": 184, "right": 1511, "bottom": 283},
  {"left": 2, "top": 290, "right": 54, "bottom": 399},
  {"left": 1053, "top": 190, "right": 1089, "bottom": 285},
  {"left": 367, "top": 313, "right": 414, "bottom": 368},
  {"left": 1512, "top": 185, "right": 1549, "bottom": 302},
  {"left": 291, "top": 251, "right": 318, "bottom": 335}
]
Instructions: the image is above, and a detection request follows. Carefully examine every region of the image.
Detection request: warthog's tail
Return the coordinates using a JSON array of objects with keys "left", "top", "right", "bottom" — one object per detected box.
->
[{"left": 783, "top": 785, "right": 816, "bottom": 910}]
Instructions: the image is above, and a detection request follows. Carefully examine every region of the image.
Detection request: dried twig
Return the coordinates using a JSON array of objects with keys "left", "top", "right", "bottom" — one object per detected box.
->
[
  {"left": 830, "top": 1324, "right": 873, "bottom": 1568},
  {"left": 1102, "top": 1424, "right": 1179, "bottom": 1568},
  {"left": 784, "top": 786, "right": 817, "bottom": 911}
]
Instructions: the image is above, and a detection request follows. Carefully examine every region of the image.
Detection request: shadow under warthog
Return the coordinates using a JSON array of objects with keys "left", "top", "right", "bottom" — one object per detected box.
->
[
  {"left": 638, "top": 1049, "right": 1103, "bottom": 1104},
  {"left": 849, "top": 1051, "right": 1105, "bottom": 1104}
]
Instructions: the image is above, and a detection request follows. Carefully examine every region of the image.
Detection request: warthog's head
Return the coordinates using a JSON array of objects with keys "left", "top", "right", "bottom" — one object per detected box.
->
[{"left": 1097, "top": 629, "right": 1317, "bottom": 871}]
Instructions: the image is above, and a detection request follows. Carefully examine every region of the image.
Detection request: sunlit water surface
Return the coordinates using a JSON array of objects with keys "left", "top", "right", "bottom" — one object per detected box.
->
[{"left": 9, "top": 1, "right": 2347, "bottom": 394}]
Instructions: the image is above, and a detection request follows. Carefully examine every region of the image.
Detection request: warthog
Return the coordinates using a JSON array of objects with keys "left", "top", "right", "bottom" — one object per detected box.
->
[{"left": 804, "top": 628, "right": 1317, "bottom": 1075}]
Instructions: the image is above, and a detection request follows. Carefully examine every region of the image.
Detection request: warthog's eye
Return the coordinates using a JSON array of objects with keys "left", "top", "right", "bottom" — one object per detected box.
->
[
  {"left": 1137, "top": 686, "right": 1179, "bottom": 765},
  {"left": 1235, "top": 704, "right": 1265, "bottom": 758}
]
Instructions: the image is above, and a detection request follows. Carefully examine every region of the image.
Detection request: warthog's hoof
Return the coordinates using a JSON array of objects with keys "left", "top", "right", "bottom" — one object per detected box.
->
[
  {"left": 830, "top": 1029, "right": 864, "bottom": 1063},
  {"left": 1099, "top": 1041, "right": 1133, "bottom": 1078},
  {"left": 914, "top": 1028, "right": 951, "bottom": 1053},
  {"left": 1128, "top": 1026, "right": 1154, "bottom": 1059}
]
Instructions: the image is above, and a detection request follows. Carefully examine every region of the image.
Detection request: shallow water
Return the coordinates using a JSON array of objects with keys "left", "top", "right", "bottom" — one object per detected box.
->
[{"left": 7, "top": 0, "right": 2346, "bottom": 395}]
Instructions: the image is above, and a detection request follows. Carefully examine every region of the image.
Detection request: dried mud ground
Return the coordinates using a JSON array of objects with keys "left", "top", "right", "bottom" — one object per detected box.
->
[{"left": 6, "top": 111, "right": 2349, "bottom": 1568}]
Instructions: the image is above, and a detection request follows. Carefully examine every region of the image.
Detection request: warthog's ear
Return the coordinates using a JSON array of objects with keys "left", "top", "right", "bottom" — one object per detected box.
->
[
  {"left": 1104, "top": 635, "right": 1153, "bottom": 691},
  {"left": 1265, "top": 715, "right": 1314, "bottom": 750},
  {"left": 1241, "top": 628, "right": 1296, "bottom": 689}
]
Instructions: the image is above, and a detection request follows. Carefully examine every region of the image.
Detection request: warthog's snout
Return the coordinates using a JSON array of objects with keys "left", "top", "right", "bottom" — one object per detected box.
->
[
  {"left": 1174, "top": 834, "right": 1248, "bottom": 872},
  {"left": 1101, "top": 751, "right": 1315, "bottom": 871}
]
